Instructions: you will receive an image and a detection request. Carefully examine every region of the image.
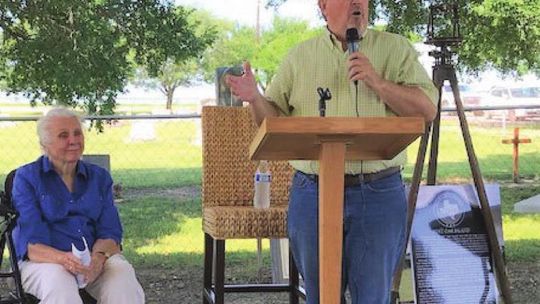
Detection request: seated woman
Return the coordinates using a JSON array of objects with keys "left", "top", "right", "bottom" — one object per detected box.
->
[{"left": 12, "top": 107, "right": 145, "bottom": 304}]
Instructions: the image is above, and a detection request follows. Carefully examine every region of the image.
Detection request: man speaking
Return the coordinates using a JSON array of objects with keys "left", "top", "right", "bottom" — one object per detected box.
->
[{"left": 227, "top": 0, "right": 438, "bottom": 303}]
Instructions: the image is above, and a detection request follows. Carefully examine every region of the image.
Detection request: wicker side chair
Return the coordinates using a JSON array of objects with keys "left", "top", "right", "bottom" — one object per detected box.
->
[{"left": 201, "top": 106, "right": 303, "bottom": 304}]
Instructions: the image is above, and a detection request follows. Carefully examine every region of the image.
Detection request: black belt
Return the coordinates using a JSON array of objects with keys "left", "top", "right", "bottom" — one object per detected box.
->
[{"left": 298, "top": 166, "right": 401, "bottom": 187}]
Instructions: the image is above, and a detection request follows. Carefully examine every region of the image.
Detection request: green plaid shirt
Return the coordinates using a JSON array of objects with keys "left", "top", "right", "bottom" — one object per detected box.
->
[{"left": 265, "top": 28, "right": 438, "bottom": 175}]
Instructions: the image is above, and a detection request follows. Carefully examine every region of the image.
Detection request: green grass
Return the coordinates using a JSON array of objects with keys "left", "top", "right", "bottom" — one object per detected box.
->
[
  {"left": 0, "top": 119, "right": 203, "bottom": 187},
  {"left": 119, "top": 196, "right": 272, "bottom": 268},
  {"left": 1, "top": 116, "right": 540, "bottom": 189},
  {"left": 118, "top": 185, "right": 540, "bottom": 272},
  {"left": 118, "top": 195, "right": 276, "bottom": 279},
  {"left": 403, "top": 119, "right": 540, "bottom": 182},
  {"left": 500, "top": 187, "right": 540, "bottom": 262},
  {"left": 1, "top": 106, "right": 539, "bottom": 278},
  {"left": 1, "top": 110, "right": 538, "bottom": 228},
  {"left": 115, "top": 184, "right": 538, "bottom": 301}
]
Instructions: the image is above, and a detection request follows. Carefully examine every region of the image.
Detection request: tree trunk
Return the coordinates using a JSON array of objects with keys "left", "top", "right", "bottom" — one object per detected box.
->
[{"left": 166, "top": 89, "right": 174, "bottom": 110}]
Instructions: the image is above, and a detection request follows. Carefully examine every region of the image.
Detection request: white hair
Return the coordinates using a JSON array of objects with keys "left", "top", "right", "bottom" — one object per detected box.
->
[{"left": 37, "top": 107, "right": 84, "bottom": 152}]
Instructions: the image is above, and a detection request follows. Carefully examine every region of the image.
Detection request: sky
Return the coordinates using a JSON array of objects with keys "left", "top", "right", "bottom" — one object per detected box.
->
[{"left": 174, "top": 0, "right": 324, "bottom": 28}]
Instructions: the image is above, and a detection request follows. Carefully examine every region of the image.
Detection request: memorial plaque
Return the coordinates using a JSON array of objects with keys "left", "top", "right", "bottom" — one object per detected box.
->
[
  {"left": 215, "top": 66, "right": 243, "bottom": 107},
  {"left": 411, "top": 185, "right": 503, "bottom": 304}
]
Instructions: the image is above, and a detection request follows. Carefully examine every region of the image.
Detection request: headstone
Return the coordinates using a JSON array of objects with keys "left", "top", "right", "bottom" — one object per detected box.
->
[
  {"left": 410, "top": 184, "right": 503, "bottom": 304},
  {"left": 513, "top": 194, "right": 540, "bottom": 213},
  {"left": 129, "top": 120, "right": 156, "bottom": 142},
  {"left": 81, "top": 154, "right": 122, "bottom": 201},
  {"left": 81, "top": 154, "right": 110, "bottom": 172}
]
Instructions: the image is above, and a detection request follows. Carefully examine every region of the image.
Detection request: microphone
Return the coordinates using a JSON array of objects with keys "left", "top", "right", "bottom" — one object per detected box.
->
[
  {"left": 346, "top": 28, "right": 360, "bottom": 55},
  {"left": 346, "top": 28, "right": 360, "bottom": 86}
]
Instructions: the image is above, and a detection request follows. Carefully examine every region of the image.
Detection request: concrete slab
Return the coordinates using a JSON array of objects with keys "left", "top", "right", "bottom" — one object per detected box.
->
[{"left": 514, "top": 194, "right": 540, "bottom": 213}]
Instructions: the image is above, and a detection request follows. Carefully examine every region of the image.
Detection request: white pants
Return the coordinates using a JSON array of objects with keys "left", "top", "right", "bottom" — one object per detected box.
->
[{"left": 20, "top": 254, "right": 145, "bottom": 304}]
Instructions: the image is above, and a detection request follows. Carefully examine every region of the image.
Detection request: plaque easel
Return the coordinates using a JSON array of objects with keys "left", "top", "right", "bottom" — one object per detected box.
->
[{"left": 391, "top": 4, "right": 512, "bottom": 303}]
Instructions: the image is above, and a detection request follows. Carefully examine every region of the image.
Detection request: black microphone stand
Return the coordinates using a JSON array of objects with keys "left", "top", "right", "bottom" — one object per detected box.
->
[{"left": 317, "top": 87, "right": 332, "bottom": 117}]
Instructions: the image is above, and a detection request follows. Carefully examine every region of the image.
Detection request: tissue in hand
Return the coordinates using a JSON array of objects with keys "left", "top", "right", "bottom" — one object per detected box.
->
[{"left": 71, "top": 237, "right": 91, "bottom": 288}]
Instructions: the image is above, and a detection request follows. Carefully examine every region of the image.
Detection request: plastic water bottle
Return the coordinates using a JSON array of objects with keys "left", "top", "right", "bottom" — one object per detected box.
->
[
  {"left": 71, "top": 237, "right": 91, "bottom": 288},
  {"left": 253, "top": 160, "right": 271, "bottom": 209}
]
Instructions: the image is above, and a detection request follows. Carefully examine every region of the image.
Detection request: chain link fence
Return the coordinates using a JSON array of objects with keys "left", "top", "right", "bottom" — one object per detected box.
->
[
  {"left": 0, "top": 114, "right": 203, "bottom": 189},
  {"left": 1, "top": 108, "right": 539, "bottom": 303},
  {"left": 1, "top": 110, "right": 539, "bottom": 190}
]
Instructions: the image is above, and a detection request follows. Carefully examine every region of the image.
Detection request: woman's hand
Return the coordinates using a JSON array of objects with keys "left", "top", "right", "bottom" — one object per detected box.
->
[
  {"left": 84, "top": 252, "right": 107, "bottom": 284},
  {"left": 58, "top": 251, "right": 87, "bottom": 275}
]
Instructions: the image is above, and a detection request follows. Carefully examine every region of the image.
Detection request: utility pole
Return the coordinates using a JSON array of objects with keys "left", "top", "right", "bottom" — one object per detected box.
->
[{"left": 256, "top": 0, "right": 261, "bottom": 44}]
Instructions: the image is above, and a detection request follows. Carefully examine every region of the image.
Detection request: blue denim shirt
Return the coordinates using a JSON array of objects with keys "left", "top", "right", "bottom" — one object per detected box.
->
[{"left": 12, "top": 156, "right": 123, "bottom": 261}]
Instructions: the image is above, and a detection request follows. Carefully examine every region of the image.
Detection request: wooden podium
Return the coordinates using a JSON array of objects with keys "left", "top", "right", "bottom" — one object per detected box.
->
[{"left": 249, "top": 116, "right": 424, "bottom": 304}]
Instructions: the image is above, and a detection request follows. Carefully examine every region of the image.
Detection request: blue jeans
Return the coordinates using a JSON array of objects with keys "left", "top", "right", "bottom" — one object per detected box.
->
[{"left": 287, "top": 171, "right": 407, "bottom": 304}]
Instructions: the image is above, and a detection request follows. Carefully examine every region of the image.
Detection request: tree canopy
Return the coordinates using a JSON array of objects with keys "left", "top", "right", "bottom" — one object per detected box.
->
[
  {"left": 200, "top": 17, "right": 321, "bottom": 90},
  {"left": 255, "top": 18, "right": 322, "bottom": 88},
  {"left": 0, "top": 0, "right": 215, "bottom": 116},
  {"left": 200, "top": 25, "right": 258, "bottom": 83},
  {"left": 267, "top": 0, "right": 540, "bottom": 76},
  {"left": 132, "top": 8, "right": 217, "bottom": 110}
]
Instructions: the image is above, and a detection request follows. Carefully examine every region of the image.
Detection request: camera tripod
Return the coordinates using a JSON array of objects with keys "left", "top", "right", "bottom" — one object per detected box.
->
[{"left": 391, "top": 4, "right": 513, "bottom": 303}]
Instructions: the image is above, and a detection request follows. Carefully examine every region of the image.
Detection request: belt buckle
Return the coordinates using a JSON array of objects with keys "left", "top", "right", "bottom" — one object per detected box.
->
[{"left": 345, "top": 174, "right": 363, "bottom": 186}]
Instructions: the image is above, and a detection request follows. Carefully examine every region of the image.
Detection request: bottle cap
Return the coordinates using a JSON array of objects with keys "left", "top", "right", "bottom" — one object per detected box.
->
[{"left": 258, "top": 160, "right": 269, "bottom": 173}]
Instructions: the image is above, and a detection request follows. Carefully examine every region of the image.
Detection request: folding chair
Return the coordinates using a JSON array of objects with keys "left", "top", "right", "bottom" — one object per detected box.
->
[
  {"left": 201, "top": 106, "right": 305, "bottom": 304},
  {"left": 0, "top": 170, "right": 34, "bottom": 303},
  {"left": 1, "top": 170, "right": 96, "bottom": 304}
]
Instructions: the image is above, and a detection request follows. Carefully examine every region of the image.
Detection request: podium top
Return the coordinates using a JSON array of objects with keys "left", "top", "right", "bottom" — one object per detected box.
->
[{"left": 249, "top": 116, "right": 424, "bottom": 161}]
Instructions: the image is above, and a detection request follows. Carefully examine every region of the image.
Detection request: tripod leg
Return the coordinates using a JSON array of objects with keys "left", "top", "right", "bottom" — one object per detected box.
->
[
  {"left": 427, "top": 81, "right": 444, "bottom": 185},
  {"left": 390, "top": 122, "right": 433, "bottom": 303},
  {"left": 449, "top": 71, "right": 513, "bottom": 303},
  {"left": 391, "top": 66, "right": 447, "bottom": 302}
]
